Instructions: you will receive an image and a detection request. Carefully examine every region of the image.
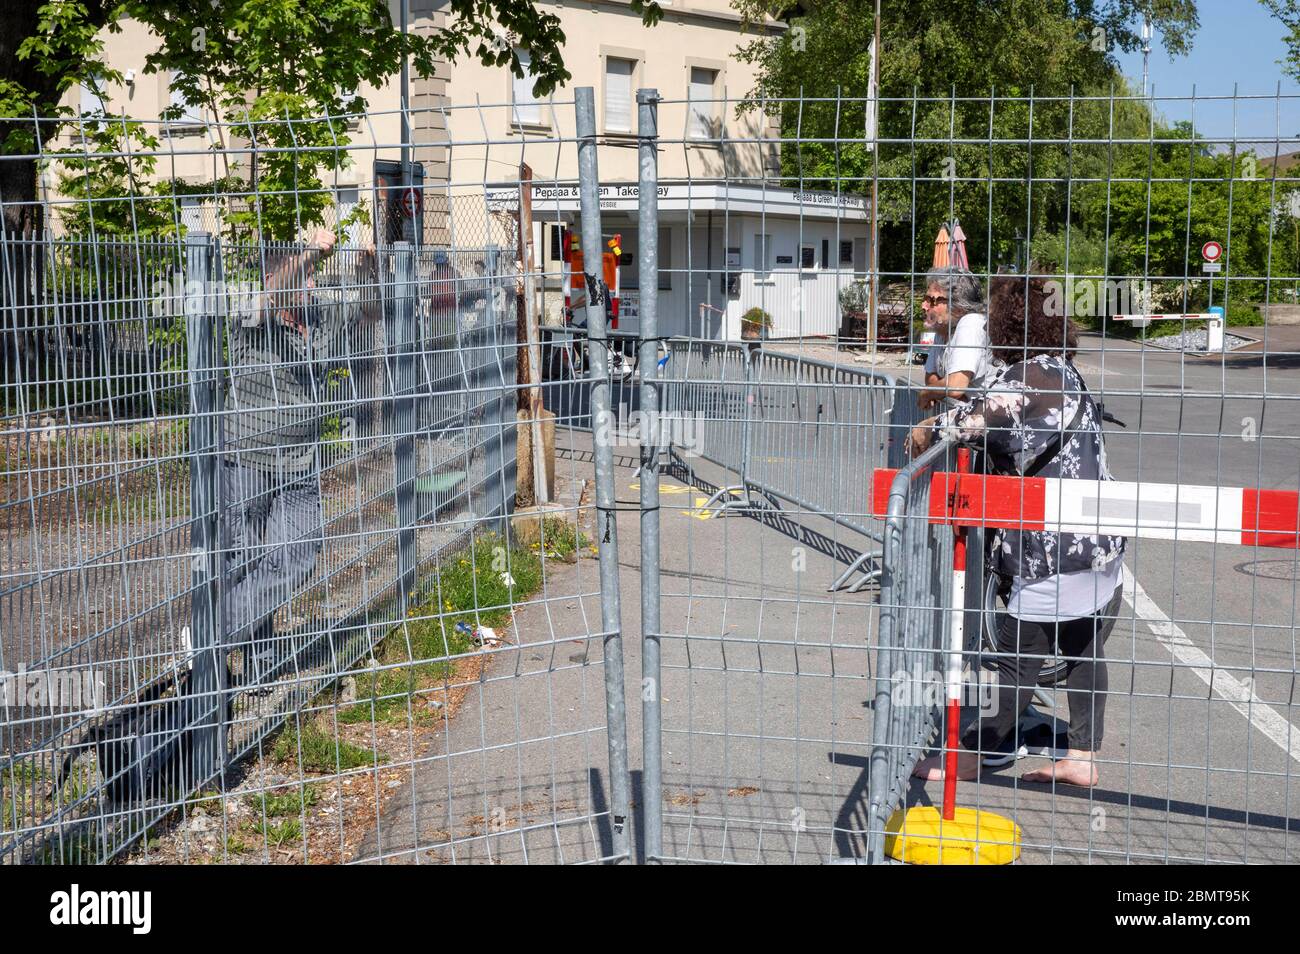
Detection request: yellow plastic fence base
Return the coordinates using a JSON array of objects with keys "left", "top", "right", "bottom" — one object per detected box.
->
[{"left": 884, "top": 805, "right": 1021, "bottom": 865}]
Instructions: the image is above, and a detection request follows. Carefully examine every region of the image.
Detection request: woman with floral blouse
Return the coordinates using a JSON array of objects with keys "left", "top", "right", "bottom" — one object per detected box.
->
[{"left": 906, "top": 275, "right": 1126, "bottom": 787}]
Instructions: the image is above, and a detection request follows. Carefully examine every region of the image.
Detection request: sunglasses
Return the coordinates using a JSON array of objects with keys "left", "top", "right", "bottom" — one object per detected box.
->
[{"left": 922, "top": 294, "right": 948, "bottom": 307}]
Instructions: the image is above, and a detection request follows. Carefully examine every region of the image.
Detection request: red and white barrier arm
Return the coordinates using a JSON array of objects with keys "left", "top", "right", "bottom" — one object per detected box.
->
[{"left": 871, "top": 470, "right": 1300, "bottom": 548}]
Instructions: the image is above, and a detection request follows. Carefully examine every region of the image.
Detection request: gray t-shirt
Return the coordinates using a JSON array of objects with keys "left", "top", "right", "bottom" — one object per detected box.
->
[{"left": 226, "top": 274, "right": 368, "bottom": 475}]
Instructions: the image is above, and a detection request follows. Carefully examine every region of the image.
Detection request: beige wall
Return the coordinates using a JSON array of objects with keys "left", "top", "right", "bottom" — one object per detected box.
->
[{"left": 441, "top": 0, "right": 783, "bottom": 193}]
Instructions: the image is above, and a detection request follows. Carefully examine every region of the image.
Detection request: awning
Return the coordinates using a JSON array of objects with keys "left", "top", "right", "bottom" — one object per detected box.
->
[{"left": 484, "top": 181, "right": 870, "bottom": 221}]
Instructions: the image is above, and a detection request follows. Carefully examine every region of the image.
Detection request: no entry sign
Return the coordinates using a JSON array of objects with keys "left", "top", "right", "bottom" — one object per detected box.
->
[{"left": 400, "top": 187, "right": 422, "bottom": 218}]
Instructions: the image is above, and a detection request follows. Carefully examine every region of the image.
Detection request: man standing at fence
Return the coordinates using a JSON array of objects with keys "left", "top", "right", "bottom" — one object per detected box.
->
[{"left": 221, "top": 229, "right": 381, "bottom": 687}]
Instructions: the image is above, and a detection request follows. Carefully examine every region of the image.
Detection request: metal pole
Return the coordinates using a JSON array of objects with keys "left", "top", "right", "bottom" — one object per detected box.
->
[
  {"left": 866, "top": 0, "right": 881, "bottom": 343},
  {"left": 400, "top": 0, "right": 415, "bottom": 244},
  {"left": 636, "top": 87, "right": 663, "bottom": 863},
  {"left": 392, "top": 242, "right": 418, "bottom": 605},
  {"left": 1141, "top": 17, "right": 1152, "bottom": 99},
  {"left": 184, "top": 231, "right": 224, "bottom": 785},
  {"left": 576, "top": 86, "right": 632, "bottom": 861}
]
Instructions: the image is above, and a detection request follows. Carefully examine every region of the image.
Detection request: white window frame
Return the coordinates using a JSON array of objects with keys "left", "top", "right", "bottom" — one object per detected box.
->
[
  {"left": 79, "top": 76, "right": 105, "bottom": 116},
  {"left": 688, "top": 67, "right": 718, "bottom": 140},
  {"left": 167, "top": 73, "right": 206, "bottom": 135},
  {"left": 799, "top": 243, "right": 818, "bottom": 272},
  {"left": 602, "top": 54, "right": 638, "bottom": 134},
  {"left": 337, "top": 86, "right": 361, "bottom": 131},
  {"left": 179, "top": 197, "right": 206, "bottom": 234},
  {"left": 335, "top": 185, "right": 368, "bottom": 246},
  {"left": 511, "top": 49, "right": 546, "bottom": 128}
]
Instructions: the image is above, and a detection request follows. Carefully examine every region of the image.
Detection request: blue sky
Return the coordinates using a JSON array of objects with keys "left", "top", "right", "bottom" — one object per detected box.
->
[{"left": 1115, "top": 0, "right": 1299, "bottom": 149}]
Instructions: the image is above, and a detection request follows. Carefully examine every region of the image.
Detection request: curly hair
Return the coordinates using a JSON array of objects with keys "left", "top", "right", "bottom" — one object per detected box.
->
[{"left": 987, "top": 274, "right": 1079, "bottom": 363}]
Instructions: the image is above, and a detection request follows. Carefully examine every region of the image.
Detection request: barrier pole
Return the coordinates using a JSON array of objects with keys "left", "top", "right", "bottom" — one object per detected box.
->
[
  {"left": 636, "top": 87, "right": 663, "bottom": 863},
  {"left": 576, "top": 86, "right": 632, "bottom": 861},
  {"left": 942, "top": 447, "right": 971, "bottom": 820}
]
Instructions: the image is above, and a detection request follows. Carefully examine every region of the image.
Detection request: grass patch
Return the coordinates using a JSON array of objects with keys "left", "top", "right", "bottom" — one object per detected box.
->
[
  {"left": 271, "top": 719, "right": 384, "bottom": 773},
  {"left": 257, "top": 818, "right": 303, "bottom": 848},
  {"left": 338, "top": 529, "right": 559, "bottom": 726},
  {"left": 93, "top": 486, "right": 191, "bottom": 524},
  {"left": 245, "top": 784, "right": 320, "bottom": 818},
  {"left": 532, "top": 515, "right": 593, "bottom": 561},
  {"left": 225, "top": 833, "right": 251, "bottom": 855}
]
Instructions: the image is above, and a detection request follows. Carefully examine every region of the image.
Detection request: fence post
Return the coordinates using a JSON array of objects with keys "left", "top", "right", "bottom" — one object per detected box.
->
[
  {"left": 576, "top": 86, "right": 632, "bottom": 861},
  {"left": 635, "top": 87, "right": 663, "bottom": 863},
  {"left": 482, "top": 244, "right": 502, "bottom": 515},
  {"left": 184, "top": 231, "right": 224, "bottom": 785},
  {"left": 390, "top": 241, "right": 418, "bottom": 606}
]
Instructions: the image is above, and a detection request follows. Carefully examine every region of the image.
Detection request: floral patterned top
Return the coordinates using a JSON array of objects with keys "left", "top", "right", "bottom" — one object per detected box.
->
[{"left": 935, "top": 354, "right": 1127, "bottom": 582}]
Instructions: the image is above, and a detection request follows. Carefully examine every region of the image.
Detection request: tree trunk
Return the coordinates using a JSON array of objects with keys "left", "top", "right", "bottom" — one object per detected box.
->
[{"left": 0, "top": 0, "right": 115, "bottom": 378}]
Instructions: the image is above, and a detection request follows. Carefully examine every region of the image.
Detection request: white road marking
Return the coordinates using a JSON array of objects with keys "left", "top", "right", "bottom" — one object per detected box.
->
[{"left": 1122, "top": 566, "right": 1300, "bottom": 766}]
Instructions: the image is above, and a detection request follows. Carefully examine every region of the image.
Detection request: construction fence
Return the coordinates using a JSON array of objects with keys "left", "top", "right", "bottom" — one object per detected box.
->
[{"left": 2, "top": 87, "right": 1299, "bottom": 864}]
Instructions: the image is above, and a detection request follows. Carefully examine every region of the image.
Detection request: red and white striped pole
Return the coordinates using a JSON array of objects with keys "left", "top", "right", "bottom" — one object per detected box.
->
[{"left": 943, "top": 448, "right": 972, "bottom": 819}]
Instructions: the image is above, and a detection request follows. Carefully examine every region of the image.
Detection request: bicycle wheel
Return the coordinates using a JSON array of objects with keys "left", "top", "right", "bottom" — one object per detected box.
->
[{"left": 982, "top": 573, "right": 1070, "bottom": 686}]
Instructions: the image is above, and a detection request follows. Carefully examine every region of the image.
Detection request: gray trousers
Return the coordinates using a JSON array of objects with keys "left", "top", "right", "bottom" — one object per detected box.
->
[{"left": 219, "top": 460, "right": 323, "bottom": 656}]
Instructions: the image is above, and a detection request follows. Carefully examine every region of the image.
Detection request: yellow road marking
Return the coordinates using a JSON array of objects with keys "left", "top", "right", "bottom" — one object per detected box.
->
[
  {"left": 683, "top": 496, "right": 716, "bottom": 520},
  {"left": 628, "top": 482, "right": 695, "bottom": 495}
]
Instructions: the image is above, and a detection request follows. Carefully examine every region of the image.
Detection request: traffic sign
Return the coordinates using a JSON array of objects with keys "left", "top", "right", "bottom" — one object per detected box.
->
[
  {"left": 1201, "top": 240, "right": 1223, "bottom": 262},
  {"left": 400, "top": 187, "right": 422, "bottom": 218}
]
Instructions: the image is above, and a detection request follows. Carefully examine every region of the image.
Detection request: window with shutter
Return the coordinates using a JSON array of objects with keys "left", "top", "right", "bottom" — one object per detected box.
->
[
  {"left": 512, "top": 50, "right": 544, "bottom": 126},
  {"left": 79, "top": 76, "right": 104, "bottom": 116},
  {"left": 688, "top": 67, "right": 717, "bottom": 139},
  {"left": 168, "top": 74, "right": 205, "bottom": 131},
  {"left": 604, "top": 58, "right": 634, "bottom": 132}
]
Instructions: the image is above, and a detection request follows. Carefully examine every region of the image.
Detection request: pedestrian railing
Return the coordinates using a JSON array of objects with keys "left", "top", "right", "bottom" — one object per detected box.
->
[{"left": 660, "top": 340, "right": 900, "bottom": 591}]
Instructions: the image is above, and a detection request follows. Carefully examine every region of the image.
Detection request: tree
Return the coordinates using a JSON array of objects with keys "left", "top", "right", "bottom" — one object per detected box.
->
[
  {"left": 729, "top": 0, "right": 1201, "bottom": 273},
  {"left": 1263, "top": 0, "right": 1300, "bottom": 80}
]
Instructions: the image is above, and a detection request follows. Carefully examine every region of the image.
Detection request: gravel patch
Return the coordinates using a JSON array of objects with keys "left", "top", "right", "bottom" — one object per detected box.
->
[{"left": 1143, "top": 328, "right": 1254, "bottom": 353}]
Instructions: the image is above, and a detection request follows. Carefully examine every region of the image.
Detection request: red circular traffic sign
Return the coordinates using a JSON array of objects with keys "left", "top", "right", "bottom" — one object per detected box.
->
[
  {"left": 400, "top": 187, "right": 422, "bottom": 218},
  {"left": 1202, "top": 240, "right": 1223, "bottom": 262}
]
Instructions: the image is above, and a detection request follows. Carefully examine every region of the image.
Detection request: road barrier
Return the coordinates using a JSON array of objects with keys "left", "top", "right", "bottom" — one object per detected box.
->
[{"left": 660, "top": 341, "right": 900, "bottom": 592}]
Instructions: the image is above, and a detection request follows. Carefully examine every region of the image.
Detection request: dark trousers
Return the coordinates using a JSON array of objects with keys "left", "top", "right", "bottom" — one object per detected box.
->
[{"left": 962, "top": 584, "right": 1124, "bottom": 754}]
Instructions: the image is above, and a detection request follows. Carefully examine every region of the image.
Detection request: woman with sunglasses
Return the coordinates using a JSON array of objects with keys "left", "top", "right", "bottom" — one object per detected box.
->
[
  {"left": 906, "top": 275, "right": 1126, "bottom": 787},
  {"left": 917, "top": 266, "right": 1000, "bottom": 410}
]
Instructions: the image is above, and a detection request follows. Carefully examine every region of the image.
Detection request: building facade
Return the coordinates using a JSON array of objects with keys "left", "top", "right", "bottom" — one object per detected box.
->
[{"left": 53, "top": 0, "right": 871, "bottom": 340}]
